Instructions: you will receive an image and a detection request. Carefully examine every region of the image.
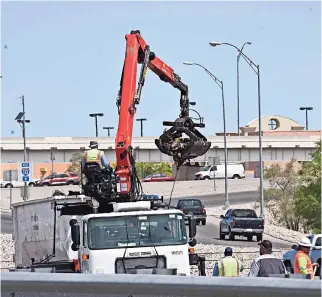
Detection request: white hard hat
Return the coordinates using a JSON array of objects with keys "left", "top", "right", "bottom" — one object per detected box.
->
[{"left": 298, "top": 237, "right": 312, "bottom": 247}]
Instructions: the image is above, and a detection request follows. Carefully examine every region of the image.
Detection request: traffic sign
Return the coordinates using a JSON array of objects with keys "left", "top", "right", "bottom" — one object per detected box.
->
[
  {"left": 22, "top": 162, "right": 30, "bottom": 168},
  {"left": 22, "top": 176, "right": 30, "bottom": 182},
  {"left": 22, "top": 168, "right": 30, "bottom": 175}
]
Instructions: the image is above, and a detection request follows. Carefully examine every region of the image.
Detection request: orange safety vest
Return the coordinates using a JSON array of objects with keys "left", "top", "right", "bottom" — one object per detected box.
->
[{"left": 294, "top": 250, "right": 314, "bottom": 279}]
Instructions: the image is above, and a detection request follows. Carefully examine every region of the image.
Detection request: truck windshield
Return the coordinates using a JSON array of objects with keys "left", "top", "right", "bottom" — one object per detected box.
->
[{"left": 87, "top": 213, "right": 187, "bottom": 250}]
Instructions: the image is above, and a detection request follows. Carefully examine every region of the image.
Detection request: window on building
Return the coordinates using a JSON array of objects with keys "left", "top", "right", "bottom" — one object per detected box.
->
[
  {"left": 3, "top": 170, "right": 18, "bottom": 181},
  {"left": 268, "top": 118, "right": 280, "bottom": 130}
]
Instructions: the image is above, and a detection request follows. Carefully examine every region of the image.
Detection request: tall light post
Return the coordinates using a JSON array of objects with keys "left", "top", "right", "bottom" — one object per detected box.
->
[
  {"left": 103, "top": 126, "right": 114, "bottom": 137},
  {"left": 89, "top": 113, "right": 104, "bottom": 137},
  {"left": 183, "top": 61, "right": 229, "bottom": 209},
  {"left": 209, "top": 41, "right": 264, "bottom": 217},
  {"left": 136, "top": 118, "right": 147, "bottom": 137},
  {"left": 15, "top": 95, "right": 30, "bottom": 201},
  {"left": 237, "top": 42, "right": 252, "bottom": 135},
  {"left": 299, "top": 107, "right": 313, "bottom": 130}
]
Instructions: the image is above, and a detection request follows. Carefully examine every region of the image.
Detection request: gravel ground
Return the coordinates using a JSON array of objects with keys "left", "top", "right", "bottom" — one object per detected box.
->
[{"left": 0, "top": 233, "right": 288, "bottom": 275}]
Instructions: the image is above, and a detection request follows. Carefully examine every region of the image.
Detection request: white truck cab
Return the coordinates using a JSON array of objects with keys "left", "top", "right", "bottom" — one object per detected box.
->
[
  {"left": 194, "top": 164, "right": 245, "bottom": 180},
  {"left": 70, "top": 201, "right": 197, "bottom": 276}
]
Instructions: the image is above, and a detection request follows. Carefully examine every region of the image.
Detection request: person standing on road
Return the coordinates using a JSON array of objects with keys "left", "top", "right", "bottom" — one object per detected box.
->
[
  {"left": 213, "top": 247, "right": 244, "bottom": 277},
  {"left": 248, "top": 240, "right": 286, "bottom": 277},
  {"left": 294, "top": 237, "right": 319, "bottom": 279}
]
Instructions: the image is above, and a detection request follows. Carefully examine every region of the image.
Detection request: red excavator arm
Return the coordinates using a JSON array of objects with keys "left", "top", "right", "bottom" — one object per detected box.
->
[{"left": 115, "top": 30, "right": 211, "bottom": 201}]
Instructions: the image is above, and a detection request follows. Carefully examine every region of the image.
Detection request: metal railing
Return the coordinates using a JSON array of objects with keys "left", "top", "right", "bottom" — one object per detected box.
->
[{"left": 1, "top": 272, "right": 321, "bottom": 297}]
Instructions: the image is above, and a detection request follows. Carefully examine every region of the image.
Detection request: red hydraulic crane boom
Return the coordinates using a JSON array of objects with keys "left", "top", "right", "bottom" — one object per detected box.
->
[{"left": 115, "top": 30, "right": 211, "bottom": 201}]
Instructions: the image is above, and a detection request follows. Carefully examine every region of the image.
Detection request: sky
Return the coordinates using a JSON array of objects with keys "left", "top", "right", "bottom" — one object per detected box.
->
[{"left": 1, "top": 1, "right": 321, "bottom": 138}]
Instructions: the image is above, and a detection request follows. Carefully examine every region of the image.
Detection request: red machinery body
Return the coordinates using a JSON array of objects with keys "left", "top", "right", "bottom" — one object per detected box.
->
[{"left": 114, "top": 30, "right": 211, "bottom": 201}]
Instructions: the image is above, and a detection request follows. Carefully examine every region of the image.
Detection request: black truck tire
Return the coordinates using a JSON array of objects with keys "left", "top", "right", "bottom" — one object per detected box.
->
[
  {"left": 247, "top": 235, "right": 253, "bottom": 241},
  {"left": 257, "top": 234, "right": 263, "bottom": 242},
  {"left": 202, "top": 220, "right": 206, "bottom": 226},
  {"left": 219, "top": 227, "right": 225, "bottom": 240}
]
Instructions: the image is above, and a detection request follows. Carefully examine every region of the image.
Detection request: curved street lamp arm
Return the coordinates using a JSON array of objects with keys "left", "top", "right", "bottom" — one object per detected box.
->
[
  {"left": 221, "top": 42, "right": 258, "bottom": 75},
  {"left": 237, "top": 42, "right": 251, "bottom": 59},
  {"left": 191, "top": 63, "right": 223, "bottom": 90}
]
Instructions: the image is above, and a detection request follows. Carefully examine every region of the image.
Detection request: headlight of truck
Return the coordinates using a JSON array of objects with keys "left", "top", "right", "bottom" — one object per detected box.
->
[{"left": 156, "top": 256, "right": 166, "bottom": 268}]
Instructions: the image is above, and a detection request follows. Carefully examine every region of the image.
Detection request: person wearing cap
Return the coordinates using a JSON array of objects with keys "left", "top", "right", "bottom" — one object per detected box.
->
[
  {"left": 248, "top": 240, "right": 286, "bottom": 277},
  {"left": 294, "top": 237, "right": 319, "bottom": 279},
  {"left": 212, "top": 247, "right": 244, "bottom": 277},
  {"left": 82, "top": 141, "right": 110, "bottom": 170}
]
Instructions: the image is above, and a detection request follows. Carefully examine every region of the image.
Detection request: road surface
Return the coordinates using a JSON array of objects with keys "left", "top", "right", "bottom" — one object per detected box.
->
[{"left": 1, "top": 191, "right": 291, "bottom": 248}]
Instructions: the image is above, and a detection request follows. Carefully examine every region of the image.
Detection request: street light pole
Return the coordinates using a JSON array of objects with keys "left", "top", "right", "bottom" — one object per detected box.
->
[
  {"left": 237, "top": 42, "right": 252, "bottom": 135},
  {"left": 183, "top": 62, "right": 229, "bottom": 208},
  {"left": 209, "top": 41, "right": 264, "bottom": 217},
  {"left": 299, "top": 107, "right": 313, "bottom": 130},
  {"left": 103, "top": 126, "right": 114, "bottom": 137},
  {"left": 89, "top": 113, "right": 104, "bottom": 137},
  {"left": 136, "top": 118, "right": 147, "bottom": 137}
]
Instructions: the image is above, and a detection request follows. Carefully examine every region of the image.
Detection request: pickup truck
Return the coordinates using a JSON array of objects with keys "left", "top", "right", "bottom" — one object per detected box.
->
[
  {"left": 175, "top": 198, "right": 207, "bottom": 225},
  {"left": 283, "top": 234, "right": 322, "bottom": 278},
  {"left": 219, "top": 208, "right": 264, "bottom": 241}
]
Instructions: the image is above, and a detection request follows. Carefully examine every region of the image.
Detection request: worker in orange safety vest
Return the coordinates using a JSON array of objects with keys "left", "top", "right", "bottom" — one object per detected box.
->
[{"left": 294, "top": 237, "right": 319, "bottom": 279}]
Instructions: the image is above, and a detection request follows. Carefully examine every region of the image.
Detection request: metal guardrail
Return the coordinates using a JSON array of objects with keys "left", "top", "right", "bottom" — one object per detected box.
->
[{"left": 1, "top": 272, "right": 321, "bottom": 297}]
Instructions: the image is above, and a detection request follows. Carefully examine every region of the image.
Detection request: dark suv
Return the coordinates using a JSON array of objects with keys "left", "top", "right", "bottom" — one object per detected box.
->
[
  {"left": 175, "top": 198, "right": 207, "bottom": 225},
  {"left": 38, "top": 172, "right": 80, "bottom": 186}
]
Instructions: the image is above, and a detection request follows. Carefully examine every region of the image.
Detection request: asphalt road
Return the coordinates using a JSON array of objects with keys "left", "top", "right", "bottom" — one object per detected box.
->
[{"left": 1, "top": 191, "right": 292, "bottom": 249}]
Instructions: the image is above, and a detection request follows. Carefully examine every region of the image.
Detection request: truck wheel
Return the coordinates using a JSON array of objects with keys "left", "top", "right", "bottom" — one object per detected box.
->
[
  {"left": 202, "top": 220, "right": 206, "bottom": 226},
  {"left": 67, "top": 181, "right": 75, "bottom": 185},
  {"left": 229, "top": 229, "right": 235, "bottom": 240},
  {"left": 247, "top": 235, "right": 253, "bottom": 241},
  {"left": 232, "top": 174, "right": 240, "bottom": 179},
  {"left": 202, "top": 176, "right": 210, "bottom": 180},
  {"left": 42, "top": 183, "right": 49, "bottom": 187},
  {"left": 5, "top": 184, "right": 13, "bottom": 188},
  {"left": 256, "top": 234, "right": 263, "bottom": 242},
  {"left": 219, "top": 227, "right": 225, "bottom": 240}
]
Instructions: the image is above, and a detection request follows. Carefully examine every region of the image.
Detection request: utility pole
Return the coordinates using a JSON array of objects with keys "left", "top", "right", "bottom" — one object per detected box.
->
[
  {"left": 136, "top": 118, "right": 147, "bottom": 137},
  {"left": 15, "top": 95, "right": 30, "bottom": 201},
  {"left": 299, "top": 107, "right": 313, "bottom": 130},
  {"left": 103, "top": 126, "right": 114, "bottom": 137}
]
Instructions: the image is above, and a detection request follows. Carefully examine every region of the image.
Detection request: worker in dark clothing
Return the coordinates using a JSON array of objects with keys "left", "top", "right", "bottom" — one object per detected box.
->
[{"left": 248, "top": 240, "right": 287, "bottom": 277}]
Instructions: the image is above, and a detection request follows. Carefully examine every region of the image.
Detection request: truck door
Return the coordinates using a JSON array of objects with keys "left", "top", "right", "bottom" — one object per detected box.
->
[{"left": 210, "top": 166, "right": 216, "bottom": 179}]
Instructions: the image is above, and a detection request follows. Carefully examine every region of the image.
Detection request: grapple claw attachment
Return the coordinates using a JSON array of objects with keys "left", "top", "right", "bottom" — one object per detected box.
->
[{"left": 155, "top": 117, "right": 211, "bottom": 166}]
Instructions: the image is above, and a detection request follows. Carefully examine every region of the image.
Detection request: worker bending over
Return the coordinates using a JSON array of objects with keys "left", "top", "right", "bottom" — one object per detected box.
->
[
  {"left": 82, "top": 141, "right": 111, "bottom": 170},
  {"left": 294, "top": 237, "right": 319, "bottom": 279},
  {"left": 213, "top": 247, "right": 244, "bottom": 277}
]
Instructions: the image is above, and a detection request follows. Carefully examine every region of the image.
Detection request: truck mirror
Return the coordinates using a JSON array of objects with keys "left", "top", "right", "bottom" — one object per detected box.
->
[
  {"left": 70, "top": 219, "right": 80, "bottom": 248},
  {"left": 220, "top": 215, "right": 224, "bottom": 219},
  {"left": 71, "top": 242, "right": 79, "bottom": 252},
  {"left": 189, "top": 238, "right": 197, "bottom": 247},
  {"left": 188, "top": 217, "right": 197, "bottom": 238}
]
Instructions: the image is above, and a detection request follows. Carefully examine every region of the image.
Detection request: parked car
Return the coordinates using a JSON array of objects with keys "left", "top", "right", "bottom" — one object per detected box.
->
[
  {"left": 175, "top": 198, "right": 207, "bottom": 225},
  {"left": 0, "top": 180, "right": 37, "bottom": 188},
  {"left": 141, "top": 173, "right": 175, "bottom": 182},
  {"left": 219, "top": 208, "right": 264, "bottom": 241},
  {"left": 194, "top": 164, "right": 245, "bottom": 180},
  {"left": 283, "top": 234, "right": 322, "bottom": 278},
  {"left": 38, "top": 172, "right": 80, "bottom": 186}
]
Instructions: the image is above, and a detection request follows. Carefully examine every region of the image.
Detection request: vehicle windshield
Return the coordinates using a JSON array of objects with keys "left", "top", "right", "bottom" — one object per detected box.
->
[
  {"left": 201, "top": 166, "right": 211, "bottom": 171},
  {"left": 87, "top": 213, "right": 187, "bottom": 250},
  {"left": 231, "top": 209, "right": 257, "bottom": 218}
]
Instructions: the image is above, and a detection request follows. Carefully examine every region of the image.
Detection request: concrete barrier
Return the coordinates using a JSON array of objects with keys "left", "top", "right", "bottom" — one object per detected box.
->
[
  {"left": 0, "top": 179, "right": 268, "bottom": 213},
  {"left": 1, "top": 272, "right": 321, "bottom": 297}
]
